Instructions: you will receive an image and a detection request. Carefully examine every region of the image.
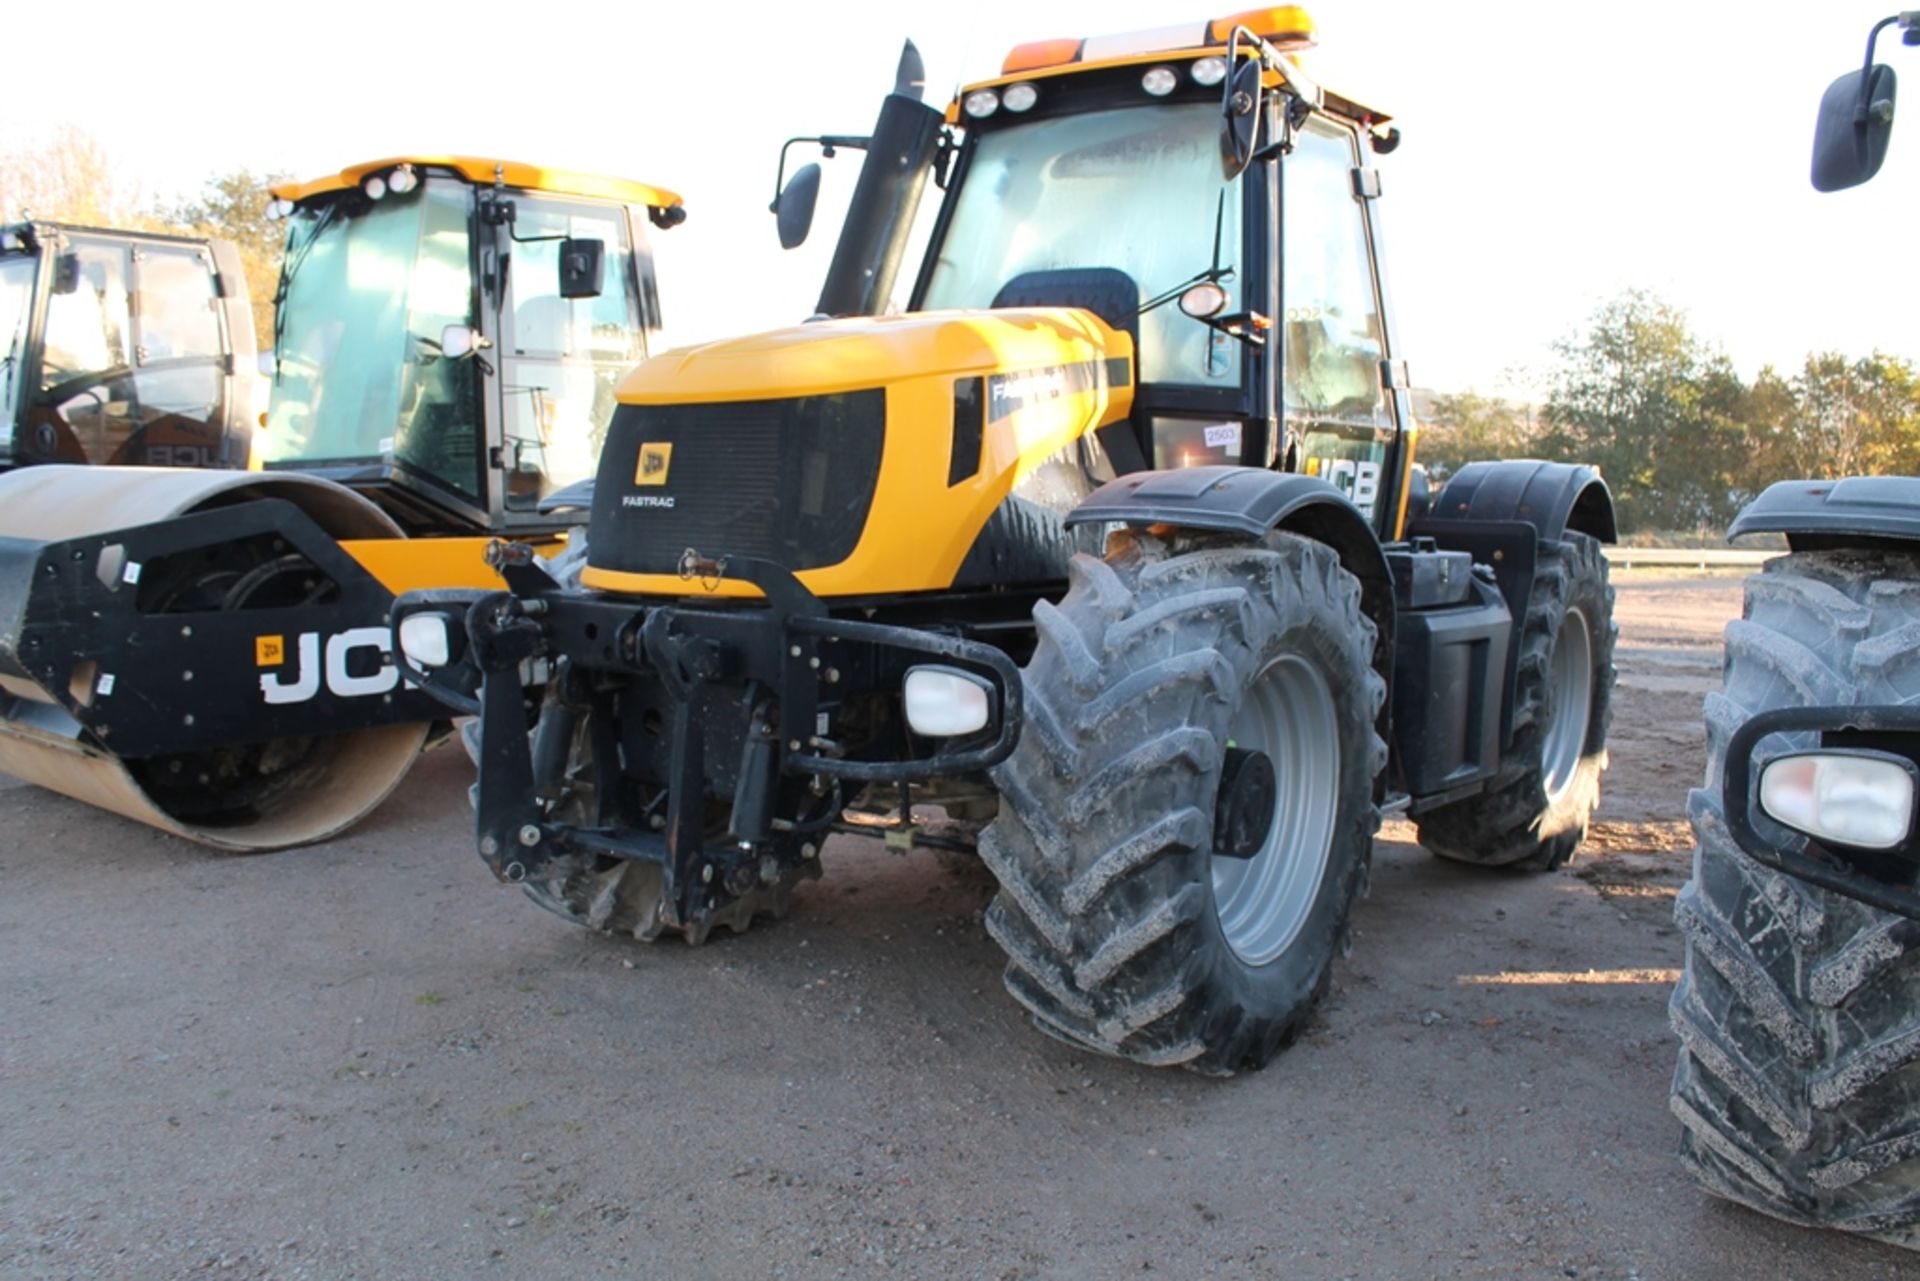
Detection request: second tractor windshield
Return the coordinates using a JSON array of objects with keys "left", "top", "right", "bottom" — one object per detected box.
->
[
  {"left": 920, "top": 101, "right": 1243, "bottom": 387},
  {"left": 262, "top": 181, "right": 480, "bottom": 496}
]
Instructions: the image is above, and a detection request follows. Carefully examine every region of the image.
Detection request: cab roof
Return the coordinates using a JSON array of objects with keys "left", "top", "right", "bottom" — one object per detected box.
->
[
  {"left": 954, "top": 5, "right": 1389, "bottom": 129},
  {"left": 268, "top": 157, "right": 683, "bottom": 210}
]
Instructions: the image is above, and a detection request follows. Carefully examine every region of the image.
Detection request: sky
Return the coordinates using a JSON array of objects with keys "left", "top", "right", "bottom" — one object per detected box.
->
[{"left": 7, "top": 0, "right": 1913, "bottom": 400}]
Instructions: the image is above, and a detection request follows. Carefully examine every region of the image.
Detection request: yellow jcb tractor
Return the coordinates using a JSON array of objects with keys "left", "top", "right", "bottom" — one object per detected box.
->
[
  {"left": 403, "top": 8, "right": 1620, "bottom": 1075},
  {"left": 0, "top": 157, "right": 683, "bottom": 850},
  {"left": 0, "top": 221, "right": 256, "bottom": 469}
]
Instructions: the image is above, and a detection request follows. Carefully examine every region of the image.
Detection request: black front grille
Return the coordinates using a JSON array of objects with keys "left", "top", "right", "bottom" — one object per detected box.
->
[{"left": 587, "top": 391, "right": 887, "bottom": 578}]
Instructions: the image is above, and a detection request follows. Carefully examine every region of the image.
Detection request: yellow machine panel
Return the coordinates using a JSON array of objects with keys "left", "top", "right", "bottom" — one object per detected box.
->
[{"left": 580, "top": 308, "right": 1135, "bottom": 599}]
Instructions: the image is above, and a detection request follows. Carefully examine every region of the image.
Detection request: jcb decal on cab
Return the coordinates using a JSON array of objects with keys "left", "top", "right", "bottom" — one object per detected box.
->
[
  {"left": 1305, "top": 457, "right": 1383, "bottom": 520},
  {"left": 256, "top": 627, "right": 398, "bottom": 705}
]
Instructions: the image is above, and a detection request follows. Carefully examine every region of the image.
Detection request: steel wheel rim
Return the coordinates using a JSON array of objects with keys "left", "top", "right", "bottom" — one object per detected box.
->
[
  {"left": 1211, "top": 655, "right": 1340, "bottom": 967},
  {"left": 1542, "top": 606, "right": 1593, "bottom": 802}
]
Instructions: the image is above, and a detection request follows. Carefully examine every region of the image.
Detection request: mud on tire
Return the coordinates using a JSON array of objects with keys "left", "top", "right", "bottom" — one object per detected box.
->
[
  {"left": 1670, "top": 549, "right": 1920, "bottom": 1249},
  {"left": 979, "top": 530, "right": 1386, "bottom": 1075},
  {"left": 1416, "top": 531, "right": 1616, "bottom": 871}
]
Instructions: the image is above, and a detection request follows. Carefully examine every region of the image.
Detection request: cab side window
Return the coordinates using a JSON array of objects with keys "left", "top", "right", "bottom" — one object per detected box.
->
[
  {"left": 499, "top": 200, "right": 644, "bottom": 509},
  {"left": 129, "top": 245, "right": 228, "bottom": 465},
  {"left": 35, "top": 239, "right": 134, "bottom": 464}
]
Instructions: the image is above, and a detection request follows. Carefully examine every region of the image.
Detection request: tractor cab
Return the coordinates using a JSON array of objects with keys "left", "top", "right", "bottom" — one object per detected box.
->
[
  {"left": 258, "top": 158, "right": 683, "bottom": 533},
  {"left": 781, "top": 6, "right": 1411, "bottom": 537},
  {"left": 0, "top": 221, "right": 256, "bottom": 470}
]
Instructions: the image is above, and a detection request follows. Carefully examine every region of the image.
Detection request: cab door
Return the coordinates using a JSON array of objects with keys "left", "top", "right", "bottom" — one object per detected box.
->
[
  {"left": 493, "top": 196, "right": 648, "bottom": 522},
  {"left": 1279, "top": 113, "right": 1406, "bottom": 533}
]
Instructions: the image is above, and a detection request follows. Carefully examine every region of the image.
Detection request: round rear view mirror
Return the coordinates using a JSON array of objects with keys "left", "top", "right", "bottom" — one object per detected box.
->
[{"left": 1179, "top": 281, "right": 1229, "bottom": 319}]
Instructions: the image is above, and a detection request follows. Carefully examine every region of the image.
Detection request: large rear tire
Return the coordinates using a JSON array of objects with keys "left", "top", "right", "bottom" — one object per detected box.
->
[
  {"left": 1415, "top": 531, "right": 1616, "bottom": 870},
  {"left": 1669, "top": 549, "right": 1920, "bottom": 1249},
  {"left": 980, "top": 530, "right": 1386, "bottom": 1074}
]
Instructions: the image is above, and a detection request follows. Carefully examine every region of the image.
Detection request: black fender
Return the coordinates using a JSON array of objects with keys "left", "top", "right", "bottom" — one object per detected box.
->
[
  {"left": 1421, "top": 459, "right": 1617, "bottom": 544},
  {"left": 1729, "top": 476, "right": 1920, "bottom": 551},
  {"left": 1065, "top": 465, "right": 1396, "bottom": 734}
]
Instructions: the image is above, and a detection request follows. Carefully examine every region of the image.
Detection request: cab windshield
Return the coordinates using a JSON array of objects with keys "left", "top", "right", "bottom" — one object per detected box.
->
[
  {"left": 261, "top": 181, "right": 480, "bottom": 496},
  {"left": 920, "top": 100, "right": 1243, "bottom": 387},
  {"left": 0, "top": 254, "right": 34, "bottom": 427}
]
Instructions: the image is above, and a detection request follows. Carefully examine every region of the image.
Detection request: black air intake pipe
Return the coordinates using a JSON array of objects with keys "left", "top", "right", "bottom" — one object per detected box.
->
[{"left": 815, "top": 42, "right": 944, "bottom": 318}]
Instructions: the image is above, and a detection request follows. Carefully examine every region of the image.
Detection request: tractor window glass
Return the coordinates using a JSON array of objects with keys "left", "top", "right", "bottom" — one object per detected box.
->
[
  {"left": 1281, "top": 117, "right": 1392, "bottom": 486},
  {"left": 36, "top": 240, "right": 136, "bottom": 464},
  {"left": 262, "top": 183, "right": 479, "bottom": 495},
  {"left": 500, "top": 200, "right": 642, "bottom": 509},
  {"left": 136, "top": 248, "right": 221, "bottom": 361},
  {"left": 0, "top": 255, "right": 33, "bottom": 428},
  {"left": 921, "top": 102, "right": 1243, "bottom": 388},
  {"left": 127, "top": 246, "right": 226, "bottom": 461},
  {"left": 392, "top": 183, "right": 480, "bottom": 497}
]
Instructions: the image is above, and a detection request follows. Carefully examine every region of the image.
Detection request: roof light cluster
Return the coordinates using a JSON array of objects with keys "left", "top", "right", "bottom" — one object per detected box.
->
[
  {"left": 268, "top": 163, "right": 421, "bottom": 217},
  {"left": 963, "top": 80, "right": 1044, "bottom": 119},
  {"left": 1000, "top": 5, "right": 1315, "bottom": 76}
]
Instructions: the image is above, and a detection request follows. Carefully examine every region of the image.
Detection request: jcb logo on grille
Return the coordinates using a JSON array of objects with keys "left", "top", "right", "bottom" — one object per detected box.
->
[
  {"left": 635, "top": 442, "right": 672, "bottom": 486},
  {"left": 256, "top": 628, "right": 398, "bottom": 705}
]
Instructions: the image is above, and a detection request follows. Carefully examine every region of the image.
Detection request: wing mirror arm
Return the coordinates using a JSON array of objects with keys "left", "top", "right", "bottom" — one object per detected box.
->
[{"left": 1218, "top": 24, "right": 1325, "bottom": 179}]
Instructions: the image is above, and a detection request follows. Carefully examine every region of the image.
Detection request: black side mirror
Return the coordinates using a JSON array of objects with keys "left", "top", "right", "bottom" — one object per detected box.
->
[
  {"left": 776, "top": 163, "right": 822, "bottom": 250},
  {"left": 558, "top": 237, "right": 605, "bottom": 299},
  {"left": 52, "top": 252, "right": 80, "bottom": 295},
  {"left": 1221, "top": 58, "right": 1264, "bottom": 179},
  {"left": 1812, "top": 64, "right": 1897, "bottom": 192}
]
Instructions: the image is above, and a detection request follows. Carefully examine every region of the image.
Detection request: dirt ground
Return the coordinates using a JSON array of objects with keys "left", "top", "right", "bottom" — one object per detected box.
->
[{"left": 2, "top": 569, "right": 1916, "bottom": 1280}]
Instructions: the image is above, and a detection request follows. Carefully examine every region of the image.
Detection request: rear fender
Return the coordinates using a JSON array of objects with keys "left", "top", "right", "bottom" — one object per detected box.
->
[{"left": 1419, "top": 460, "right": 1616, "bottom": 545}]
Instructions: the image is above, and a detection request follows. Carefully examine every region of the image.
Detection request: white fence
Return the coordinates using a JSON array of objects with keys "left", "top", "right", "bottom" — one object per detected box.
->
[{"left": 1602, "top": 547, "right": 1774, "bottom": 569}]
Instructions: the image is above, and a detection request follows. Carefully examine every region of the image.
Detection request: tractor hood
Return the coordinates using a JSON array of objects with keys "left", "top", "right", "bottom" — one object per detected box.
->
[
  {"left": 614, "top": 307, "right": 1134, "bottom": 407},
  {"left": 585, "top": 307, "right": 1136, "bottom": 599}
]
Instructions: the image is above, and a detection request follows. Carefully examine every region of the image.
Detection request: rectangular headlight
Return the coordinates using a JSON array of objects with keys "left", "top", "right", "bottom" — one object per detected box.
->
[{"left": 1759, "top": 751, "right": 1917, "bottom": 851}]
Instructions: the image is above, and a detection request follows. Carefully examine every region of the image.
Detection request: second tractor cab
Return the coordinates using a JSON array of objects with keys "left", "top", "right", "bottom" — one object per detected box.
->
[
  {"left": 0, "top": 157, "right": 683, "bottom": 852},
  {"left": 0, "top": 221, "right": 256, "bottom": 470},
  {"left": 259, "top": 156, "right": 681, "bottom": 533},
  {"left": 405, "top": 8, "right": 1619, "bottom": 1076}
]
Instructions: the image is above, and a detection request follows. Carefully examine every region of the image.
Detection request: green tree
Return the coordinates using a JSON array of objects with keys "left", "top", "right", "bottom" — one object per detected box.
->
[
  {"left": 156, "top": 168, "right": 289, "bottom": 350},
  {"left": 0, "top": 125, "right": 151, "bottom": 227},
  {"left": 1416, "top": 390, "right": 1538, "bottom": 482},
  {"left": 1787, "top": 352, "right": 1920, "bottom": 479},
  {"left": 1538, "top": 290, "right": 1746, "bottom": 532}
]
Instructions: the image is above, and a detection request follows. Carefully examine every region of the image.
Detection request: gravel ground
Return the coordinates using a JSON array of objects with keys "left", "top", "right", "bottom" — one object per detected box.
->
[{"left": 1, "top": 569, "right": 1916, "bottom": 1280}]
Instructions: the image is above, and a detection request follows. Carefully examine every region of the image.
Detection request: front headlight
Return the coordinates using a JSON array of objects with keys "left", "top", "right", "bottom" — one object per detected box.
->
[
  {"left": 903, "top": 666, "right": 993, "bottom": 738},
  {"left": 398, "top": 613, "right": 451, "bottom": 669},
  {"left": 1759, "top": 751, "right": 1917, "bottom": 850}
]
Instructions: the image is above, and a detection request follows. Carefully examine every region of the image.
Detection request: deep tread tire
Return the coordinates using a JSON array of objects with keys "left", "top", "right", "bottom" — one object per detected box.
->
[
  {"left": 1670, "top": 549, "right": 1920, "bottom": 1249},
  {"left": 1416, "top": 531, "right": 1617, "bottom": 871},
  {"left": 979, "top": 530, "right": 1386, "bottom": 1075}
]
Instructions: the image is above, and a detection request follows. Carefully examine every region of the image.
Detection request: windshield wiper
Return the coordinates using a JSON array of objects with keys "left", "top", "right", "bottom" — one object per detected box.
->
[
  {"left": 1137, "top": 189, "right": 1234, "bottom": 315},
  {"left": 270, "top": 203, "right": 337, "bottom": 370}
]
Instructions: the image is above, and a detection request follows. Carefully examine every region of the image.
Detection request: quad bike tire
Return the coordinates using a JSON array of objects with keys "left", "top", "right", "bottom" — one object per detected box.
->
[
  {"left": 1416, "top": 531, "right": 1616, "bottom": 871},
  {"left": 979, "top": 529, "right": 1386, "bottom": 1075},
  {"left": 1669, "top": 549, "right": 1920, "bottom": 1249}
]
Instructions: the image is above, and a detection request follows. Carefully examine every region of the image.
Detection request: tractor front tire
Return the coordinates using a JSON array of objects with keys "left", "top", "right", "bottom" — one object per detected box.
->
[
  {"left": 1416, "top": 531, "right": 1616, "bottom": 871},
  {"left": 1670, "top": 550, "right": 1920, "bottom": 1249},
  {"left": 980, "top": 530, "right": 1386, "bottom": 1075}
]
